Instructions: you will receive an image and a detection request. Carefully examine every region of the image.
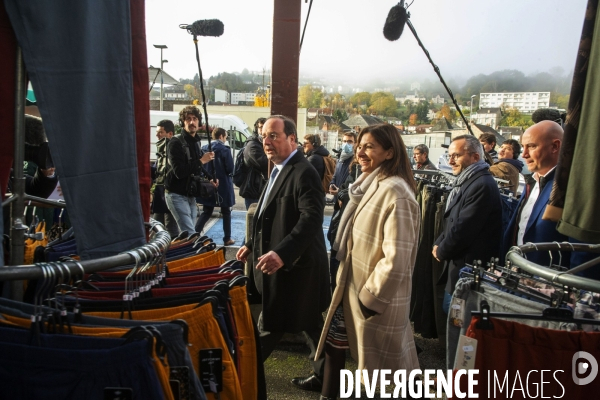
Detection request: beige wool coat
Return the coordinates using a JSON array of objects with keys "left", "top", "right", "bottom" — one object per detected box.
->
[{"left": 315, "top": 174, "right": 421, "bottom": 374}]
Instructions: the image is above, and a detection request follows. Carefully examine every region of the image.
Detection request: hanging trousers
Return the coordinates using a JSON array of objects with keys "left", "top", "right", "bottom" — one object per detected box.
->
[
  {"left": 449, "top": 316, "right": 600, "bottom": 399},
  {"left": 0, "top": 314, "right": 173, "bottom": 400},
  {"left": 83, "top": 302, "right": 244, "bottom": 400},
  {"left": 446, "top": 278, "right": 567, "bottom": 370},
  {"left": 0, "top": 298, "right": 207, "bottom": 400},
  {"left": 0, "top": 332, "right": 165, "bottom": 400}
]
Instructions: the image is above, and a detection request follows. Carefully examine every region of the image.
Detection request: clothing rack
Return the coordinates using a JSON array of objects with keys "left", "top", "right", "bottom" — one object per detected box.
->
[
  {"left": 0, "top": 220, "right": 170, "bottom": 282},
  {"left": 412, "top": 168, "right": 454, "bottom": 180},
  {"left": 472, "top": 299, "right": 600, "bottom": 329},
  {"left": 507, "top": 242, "right": 600, "bottom": 293},
  {"left": 413, "top": 169, "right": 454, "bottom": 190},
  {"left": 2, "top": 193, "right": 66, "bottom": 209}
]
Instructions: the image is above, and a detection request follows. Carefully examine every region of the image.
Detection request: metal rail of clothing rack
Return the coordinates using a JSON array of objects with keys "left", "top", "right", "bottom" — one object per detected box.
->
[
  {"left": 0, "top": 221, "right": 170, "bottom": 282},
  {"left": 507, "top": 242, "right": 600, "bottom": 293},
  {"left": 411, "top": 168, "right": 510, "bottom": 185}
]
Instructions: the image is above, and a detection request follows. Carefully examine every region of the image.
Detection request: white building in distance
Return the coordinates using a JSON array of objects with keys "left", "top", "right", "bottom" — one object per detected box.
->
[
  {"left": 214, "top": 89, "right": 230, "bottom": 103},
  {"left": 396, "top": 94, "right": 426, "bottom": 104},
  {"left": 479, "top": 92, "right": 550, "bottom": 113},
  {"left": 431, "top": 95, "right": 444, "bottom": 104},
  {"left": 231, "top": 92, "right": 256, "bottom": 105}
]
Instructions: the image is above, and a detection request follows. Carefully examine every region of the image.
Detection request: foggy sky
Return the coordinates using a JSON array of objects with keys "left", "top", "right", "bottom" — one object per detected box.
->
[{"left": 145, "top": 0, "right": 588, "bottom": 86}]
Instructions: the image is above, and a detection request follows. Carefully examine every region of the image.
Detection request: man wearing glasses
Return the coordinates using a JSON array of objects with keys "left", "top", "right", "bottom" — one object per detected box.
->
[
  {"left": 432, "top": 135, "right": 502, "bottom": 313},
  {"left": 236, "top": 115, "right": 329, "bottom": 389}
]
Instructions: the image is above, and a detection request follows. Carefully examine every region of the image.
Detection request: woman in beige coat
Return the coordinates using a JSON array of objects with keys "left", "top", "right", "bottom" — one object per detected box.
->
[{"left": 297, "top": 124, "right": 421, "bottom": 399}]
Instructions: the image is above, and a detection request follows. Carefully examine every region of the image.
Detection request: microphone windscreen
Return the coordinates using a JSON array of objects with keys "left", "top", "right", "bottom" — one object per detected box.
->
[
  {"left": 383, "top": 4, "right": 407, "bottom": 41},
  {"left": 531, "top": 108, "right": 561, "bottom": 123},
  {"left": 190, "top": 19, "right": 224, "bottom": 37}
]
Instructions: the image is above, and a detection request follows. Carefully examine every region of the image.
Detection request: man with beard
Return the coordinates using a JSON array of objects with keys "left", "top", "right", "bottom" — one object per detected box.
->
[{"left": 164, "top": 106, "right": 214, "bottom": 235}]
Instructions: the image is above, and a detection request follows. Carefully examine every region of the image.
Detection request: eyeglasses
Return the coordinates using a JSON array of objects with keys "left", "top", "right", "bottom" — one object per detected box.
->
[
  {"left": 261, "top": 132, "right": 280, "bottom": 141},
  {"left": 448, "top": 152, "right": 471, "bottom": 160}
]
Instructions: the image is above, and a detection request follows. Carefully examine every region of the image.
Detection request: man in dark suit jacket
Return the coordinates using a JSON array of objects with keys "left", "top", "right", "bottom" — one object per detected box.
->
[
  {"left": 236, "top": 115, "right": 330, "bottom": 389},
  {"left": 433, "top": 135, "right": 502, "bottom": 312},
  {"left": 502, "top": 120, "right": 595, "bottom": 277}
]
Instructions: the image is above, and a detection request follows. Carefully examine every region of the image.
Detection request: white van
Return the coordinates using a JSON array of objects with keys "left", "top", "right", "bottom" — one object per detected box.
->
[{"left": 149, "top": 110, "right": 253, "bottom": 161}]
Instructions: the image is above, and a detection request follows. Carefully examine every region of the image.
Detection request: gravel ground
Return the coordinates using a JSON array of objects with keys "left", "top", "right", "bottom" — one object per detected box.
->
[{"left": 262, "top": 330, "right": 446, "bottom": 400}]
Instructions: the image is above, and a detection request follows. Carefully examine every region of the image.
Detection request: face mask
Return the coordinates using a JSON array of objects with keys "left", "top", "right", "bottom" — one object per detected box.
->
[{"left": 342, "top": 143, "right": 353, "bottom": 154}]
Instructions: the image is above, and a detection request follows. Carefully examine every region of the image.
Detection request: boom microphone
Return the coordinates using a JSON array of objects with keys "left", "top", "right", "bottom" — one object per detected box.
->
[
  {"left": 383, "top": 1, "right": 407, "bottom": 41},
  {"left": 179, "top": 19, "right": 224, "bottom": 37}
]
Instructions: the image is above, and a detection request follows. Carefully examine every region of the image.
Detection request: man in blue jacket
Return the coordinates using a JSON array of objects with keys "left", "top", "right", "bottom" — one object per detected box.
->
[
  {"left": 433, "top": 135, "right": 502, "bottom": 313},
  {"left": 502, "top": 120, "right": 595, "bottom": 277}
]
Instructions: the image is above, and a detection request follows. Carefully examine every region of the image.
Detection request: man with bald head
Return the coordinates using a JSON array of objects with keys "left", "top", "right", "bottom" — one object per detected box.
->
[{"left": 503, "top": 120, "right": 569, "bottom": 266}]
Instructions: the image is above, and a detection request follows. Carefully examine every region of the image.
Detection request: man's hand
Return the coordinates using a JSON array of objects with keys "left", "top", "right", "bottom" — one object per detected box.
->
[
  {"left": 432, "top": 245, "right": 440, "bottom": 261},
  {"left": 236, "top": 246, "right": 251, "bottom": 262},
  {"left": 329, "top": 184, "right": 339, "bottom": 195},
  {"left": 200, "top": 152, "right": 215, "bottom": 164},
  {"left": 256, "top": 251, "right": 284, "bottom": 275},
  {"left": 212, "top": 179, "right": 219, "bottom": 188}
]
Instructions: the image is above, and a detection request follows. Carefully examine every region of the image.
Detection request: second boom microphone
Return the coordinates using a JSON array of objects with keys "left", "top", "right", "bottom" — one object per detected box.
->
[{"left": 180, "top": 19, "right": 224, "bottom": 37}]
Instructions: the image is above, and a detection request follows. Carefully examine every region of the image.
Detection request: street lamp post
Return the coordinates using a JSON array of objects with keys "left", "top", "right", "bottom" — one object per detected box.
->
[
  {"left": 154, "top": 44, "right": 168, "bottom": 111},
  {"left": 470, "top": 94, "right": 476, "bottom": 122}
]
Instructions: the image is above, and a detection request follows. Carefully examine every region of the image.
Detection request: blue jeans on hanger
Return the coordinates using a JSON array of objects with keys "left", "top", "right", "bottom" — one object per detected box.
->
[{"left": 166, "top": 192, "right": 197, "bottom": 235}]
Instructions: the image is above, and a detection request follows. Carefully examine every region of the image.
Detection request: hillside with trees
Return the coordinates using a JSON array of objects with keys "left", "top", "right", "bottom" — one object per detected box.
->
[{"left": 177, "top": 67, "right": 572, "bottom": 126}]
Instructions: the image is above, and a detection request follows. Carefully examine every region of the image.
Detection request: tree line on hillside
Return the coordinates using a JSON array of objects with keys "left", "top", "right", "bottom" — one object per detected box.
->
[
  {"left": 178, "top": 67, "right": 571, "bottom": 129},
  {"left": 179, "top": 69, "right": 269, "bottom": 100}
]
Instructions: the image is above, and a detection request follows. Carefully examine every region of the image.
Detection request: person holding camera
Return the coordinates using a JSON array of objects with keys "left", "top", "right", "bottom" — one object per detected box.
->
[{"left": 164, "top": 106, "right": 215, "bottom": 236}]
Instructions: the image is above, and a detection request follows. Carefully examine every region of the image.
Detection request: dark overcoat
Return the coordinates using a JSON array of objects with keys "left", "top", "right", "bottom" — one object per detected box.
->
[
  {"left": 247, "top": 150, "right": 331, "bottom": 333},
  {"left": 434, "top": 170, "right": 503, "bottom": 293},
  {"left": 198, "top": 140, "right": 235, "bottom": 207}
]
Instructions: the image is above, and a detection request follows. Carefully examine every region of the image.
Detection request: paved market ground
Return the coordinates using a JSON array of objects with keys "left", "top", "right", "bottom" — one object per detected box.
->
[{"left": 200, "top": 189, "right": 446, "bottom": 399}]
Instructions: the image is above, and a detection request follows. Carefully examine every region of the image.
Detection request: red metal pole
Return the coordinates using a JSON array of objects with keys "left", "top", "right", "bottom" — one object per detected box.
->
[{"left": 270, "top": 0, "right": 301, "bottom": 125}]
